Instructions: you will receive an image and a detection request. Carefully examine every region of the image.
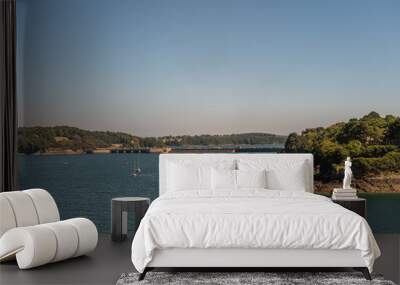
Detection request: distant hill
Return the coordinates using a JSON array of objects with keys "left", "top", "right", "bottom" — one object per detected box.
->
[
  {"left": 145, "top": 133, "right": 287, "bottom": 147},
  {"left": 285, "top": 111, "right": 400, "bottom": 181},
  {"left": 17, "top": 126, "right": 286, "bottom": 154},
  {"left": 17, "top": 126, "right": 141, "bottom": 154}
]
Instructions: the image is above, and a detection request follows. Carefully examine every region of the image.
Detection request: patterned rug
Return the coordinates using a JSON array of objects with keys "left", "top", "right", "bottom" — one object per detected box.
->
[{"left": 116, "top": 271, "right": 396, "bottom": 285}]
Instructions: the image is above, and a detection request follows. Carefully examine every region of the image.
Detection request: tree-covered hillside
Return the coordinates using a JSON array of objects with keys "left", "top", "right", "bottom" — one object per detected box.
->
[
  {"left": 18, "top": 126, "right": 140, "bottom": 154},
  {"left": 17, "top": 126, "right": 286, "bottom": 154},
  {"left": 142, "top": 133, "right": 286, "bottom": 147},
  {"left": 285, "top": 112, "right": 400, "bottom": 181}
]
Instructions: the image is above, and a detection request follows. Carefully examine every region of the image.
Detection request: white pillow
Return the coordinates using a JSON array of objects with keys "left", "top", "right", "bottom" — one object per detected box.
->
[
  {"left": 266, "top": 161, "right": 307, "bottom": 191},
  {"left": 238, "top": 159, "right": 309, "bottom": 191},
  {"left": 211, "top": 168, "right": 236, "bottom": 190},
  {"left": 236, "top": 169, "right": 267, "bottom": 189},
  {"left": 167, "top": 163, "right": 211, "bottom": 191}
]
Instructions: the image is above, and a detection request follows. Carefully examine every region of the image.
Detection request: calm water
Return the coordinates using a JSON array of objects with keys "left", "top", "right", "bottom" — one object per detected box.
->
[
  {"left": 18, "top": 154, "right": 400, "bottom": 233},
  {"left": 18, "top": 154, "right": 159, "bottom": 232}
]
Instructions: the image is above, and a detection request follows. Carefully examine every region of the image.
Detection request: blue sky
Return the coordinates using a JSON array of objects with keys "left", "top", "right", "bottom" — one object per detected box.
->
[{"left": 17, "top": 0, "right": 400, "bottom": 136}]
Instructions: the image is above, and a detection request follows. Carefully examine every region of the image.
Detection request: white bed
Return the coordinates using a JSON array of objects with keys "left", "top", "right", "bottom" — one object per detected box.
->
[{"left": 131, "top": 154, "right": 380, "bottom": 280}]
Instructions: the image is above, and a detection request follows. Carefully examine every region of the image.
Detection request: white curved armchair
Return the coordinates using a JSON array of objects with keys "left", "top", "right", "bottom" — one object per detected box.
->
[{"left": 0, "top": 189, "right": 98, "bottom": 269}]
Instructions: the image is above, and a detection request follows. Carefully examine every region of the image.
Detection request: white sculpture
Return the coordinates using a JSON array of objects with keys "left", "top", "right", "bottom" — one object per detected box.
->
[{"left": 343, "top": 157, "right": 353, "bottom": 189}]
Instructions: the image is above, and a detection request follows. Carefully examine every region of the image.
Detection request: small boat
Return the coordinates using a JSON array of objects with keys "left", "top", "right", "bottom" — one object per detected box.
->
[
  {"left": 131, "top": 168, "right": 141, "bottom": 176},
  {"left": 131, "top": 151, "right": 142, "bottom": 177}
]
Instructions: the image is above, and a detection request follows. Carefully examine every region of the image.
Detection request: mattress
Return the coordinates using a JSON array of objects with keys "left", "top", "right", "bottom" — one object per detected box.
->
[{"left": 131, "top": 189, "right": 380, "bottom": 273}]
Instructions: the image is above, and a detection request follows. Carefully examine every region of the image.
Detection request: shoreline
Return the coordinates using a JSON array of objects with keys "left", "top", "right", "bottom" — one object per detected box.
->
[{"left": 18, "top": 145, "right": 285, "bottom": 156}]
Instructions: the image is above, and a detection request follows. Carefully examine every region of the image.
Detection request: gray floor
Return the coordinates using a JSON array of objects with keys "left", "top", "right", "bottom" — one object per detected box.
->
[
  {"left": 0, "top": 234, "right": 134, "bottom": 285},
  {"left": 1, "top": 234, "right": 399, "bottom": 285},
  {"left": 374, "top": 234, "right": 400, "bottom": 284}
]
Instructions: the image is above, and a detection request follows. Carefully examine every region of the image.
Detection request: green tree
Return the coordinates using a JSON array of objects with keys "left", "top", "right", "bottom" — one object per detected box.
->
[
  {"left": 285, "top": 133, "right": 300, "bottom": 153},
  {"left": 346, "top": 140, "right": 364, "bottom": 157},
  {"left": 385, "top": 118, "right": 400, "bottom": 146}
]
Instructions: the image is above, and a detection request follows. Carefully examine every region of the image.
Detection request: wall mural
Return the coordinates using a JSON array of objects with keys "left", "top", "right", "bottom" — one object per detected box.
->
[{"left": 16, "top": 0, "right": 400, "bottom": 233}]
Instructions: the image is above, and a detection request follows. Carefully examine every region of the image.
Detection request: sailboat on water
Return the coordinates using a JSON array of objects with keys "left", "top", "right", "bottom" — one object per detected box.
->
[{"left": 131, "top": 151, "right": 142, "bottom": 177}]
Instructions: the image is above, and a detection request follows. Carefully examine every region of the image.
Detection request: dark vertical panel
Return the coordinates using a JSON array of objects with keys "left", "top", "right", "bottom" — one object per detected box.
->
[{"left": 0, "top": 0, "right": 18, "bottom": 192}]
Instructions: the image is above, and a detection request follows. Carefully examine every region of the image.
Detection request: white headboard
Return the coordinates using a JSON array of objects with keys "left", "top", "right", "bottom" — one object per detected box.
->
[{"left": 159, "top": 153, "right": 314, "bottom": 195}]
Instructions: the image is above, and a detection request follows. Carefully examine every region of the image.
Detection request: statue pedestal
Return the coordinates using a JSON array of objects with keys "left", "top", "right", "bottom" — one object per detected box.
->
[{"left": 332, "top": 188, "right": 358, "bottom": 200}]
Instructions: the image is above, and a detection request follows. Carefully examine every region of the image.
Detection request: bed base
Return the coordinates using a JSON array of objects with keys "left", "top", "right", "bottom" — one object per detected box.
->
[
  {"left": 138, "top": 248, "right": 372, "bottom": 281},
  {"left": 138, "top": 267, "right": 371, "bottom": 281},
  {"left": 354, "top": 267, "right": 372, "bottom": 280}
]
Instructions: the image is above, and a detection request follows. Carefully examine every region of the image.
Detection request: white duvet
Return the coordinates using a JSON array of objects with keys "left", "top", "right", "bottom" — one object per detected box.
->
[{"left": 131, "top": 189, "right": 380, "bottom": 273}]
